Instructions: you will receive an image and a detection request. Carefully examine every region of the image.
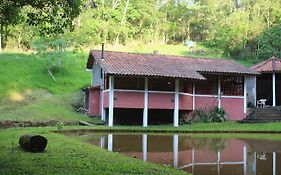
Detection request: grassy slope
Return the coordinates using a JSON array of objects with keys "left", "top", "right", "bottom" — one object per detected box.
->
[
  {"left": 0, "top": 127, "right": 186, "bottom": 175},
  {"left": 0, "top": 52, "right": 95, "bottom": 122}
]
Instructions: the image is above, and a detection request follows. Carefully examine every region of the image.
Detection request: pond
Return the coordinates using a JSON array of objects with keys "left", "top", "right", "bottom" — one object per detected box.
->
[{"left": 65, "top": 132, "right": 281, "bottom": 175}]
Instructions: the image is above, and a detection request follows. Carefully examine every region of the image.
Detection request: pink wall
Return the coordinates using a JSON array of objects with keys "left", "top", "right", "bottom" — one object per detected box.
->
[
  {"left": 103, "top": 91, "right": 109, "bottom": 108},
  {"left": 195, "top": 96, "right": 218, "bottom": 109},
  {"left": 89, "top": 88, "right": 101, "bottom": 116},
  {"left": 114, "top": 91, "right": 144, "bottom": 108},
  {"left": 221, "top": 98, "right": 245, "bottom": 120},
  {"left": 195, "top": 96, "right": 245, "bottom": 120},
  {"left": 100, "top": 90, "right": 245, "bottom": 120},
  {"left": 148, "top": 93, "right": 174, "bottom": 109},
  {"left": 179, "top": 95, "right": 193, "bottom": 110}
]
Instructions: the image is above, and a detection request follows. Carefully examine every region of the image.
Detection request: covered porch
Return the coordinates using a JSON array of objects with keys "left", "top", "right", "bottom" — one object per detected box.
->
[
  {"left": 252, "top": 56, "right": 281, "bottom": 107},
  {"left": 89, "top": 73, "right": 249, "bottom": 127}
]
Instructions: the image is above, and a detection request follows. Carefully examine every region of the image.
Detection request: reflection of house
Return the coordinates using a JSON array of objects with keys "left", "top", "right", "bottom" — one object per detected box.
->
[
  {"left": 86, "top": 46, "right": 258, "bottom": 126},
  {"left": 97, "top": 134, "right": 281, "bottom": 175}
]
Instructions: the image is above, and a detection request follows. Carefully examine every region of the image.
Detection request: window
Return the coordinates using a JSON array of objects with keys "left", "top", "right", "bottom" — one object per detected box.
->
[
  {"left": 195, "top": 75, "right": 218, "bottom": 95},
  {"left": 179, "top": 80, "right": 193, "bottom": 93},
  {"left": 114, "top": 76, "right": 144, "bottom": 90},
  {"left": 221, "top": 75, "right": 243, "bottom": 96},
  {"left": 148, "top": 78, "right": 175, "bottom": 91}
]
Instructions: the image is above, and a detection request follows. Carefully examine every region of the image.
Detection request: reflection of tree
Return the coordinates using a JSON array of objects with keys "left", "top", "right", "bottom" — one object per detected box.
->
[{"left": 186, "top": 137, "right": 226, "bottom": 153}]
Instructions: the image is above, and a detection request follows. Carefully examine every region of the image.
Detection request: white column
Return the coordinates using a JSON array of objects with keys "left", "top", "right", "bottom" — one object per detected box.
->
[
  {"left": 244, "top": 76, "right": 247, "bottom": 114},
  {"left": 108, "top": 76, "right": 114, "bottom": 127},
  {"left": 253, "top": 76, "right": 257, "bottom": 107},
  {"left": 143, "top": 78, "right": 148, "bottom": 127},
  {"left": 142, "top": 134, "right": 148, "bottom": 161},
  {"left": 218, "top": 76, "right": 221, "bottom": 109},
  {"left": 244, "top": 145, "right": 247, "bottom": 175},
  {"left": 101, "top": 93, "right": 105, "bottom": 121},
  {"left": 100, "top": 136, "right": 105, "bottom": 148},
  {"left": 173, "top": 134, "right": 179, "bottom": 168},
  {"left": 108, "top": 134, "right": 113, "bottom": 151},
  {"left": 192, "top": 82, "right": 195, "bottom": 110},
  {"left": 174, "top": 79, "right": 179, "bottom": 127},
  {"left": 273, "top": 152, "right": 276, "bottom": 175},
  {"left": 101, "top": 72, "right": 105, "bottom": 120},
  {"left": 273, "top": 73, "right": 276, "bottom": 107}
]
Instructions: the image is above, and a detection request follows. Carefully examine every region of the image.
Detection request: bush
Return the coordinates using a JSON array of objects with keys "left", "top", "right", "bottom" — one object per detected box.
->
[{"left": 186, "top": 107, "right": 228, "bottom": 124}]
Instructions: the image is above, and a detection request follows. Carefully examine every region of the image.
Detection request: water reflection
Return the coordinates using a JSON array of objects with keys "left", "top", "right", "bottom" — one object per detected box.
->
[{"left": 67, "top": 133, "right": 281, "bottom": 175}]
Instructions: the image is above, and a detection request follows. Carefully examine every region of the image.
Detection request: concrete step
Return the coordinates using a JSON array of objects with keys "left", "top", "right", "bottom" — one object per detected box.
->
[
  {"left": 247, "top": 114, "right": 281, "bottom": 118},
  {"left": 239, "top": 119, "right": 281, "bottom": 123},
  {"left": 242, "top": 106, "right": 281, "bottom": 123}
]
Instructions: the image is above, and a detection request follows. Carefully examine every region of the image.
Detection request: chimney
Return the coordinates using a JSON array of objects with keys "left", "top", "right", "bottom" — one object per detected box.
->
[{"left": 101, "top": 43, "right": 105, "bottom": 59}]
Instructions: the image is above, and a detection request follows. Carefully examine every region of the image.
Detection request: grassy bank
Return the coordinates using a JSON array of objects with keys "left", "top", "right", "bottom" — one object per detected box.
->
[
  {"left": 59, "top": 121, "right": 281, "bottom": 133},
  {"left": 0, "top": 52, "right": 95, "bottom": 124},
  {"left": 0, "top": 127, "right": 186, "bottom": 175}
]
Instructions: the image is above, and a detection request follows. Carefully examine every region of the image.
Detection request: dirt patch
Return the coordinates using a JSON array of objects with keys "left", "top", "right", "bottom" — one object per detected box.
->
[{"left": 0, "top": 120, "right": 77, "bottom": 129}]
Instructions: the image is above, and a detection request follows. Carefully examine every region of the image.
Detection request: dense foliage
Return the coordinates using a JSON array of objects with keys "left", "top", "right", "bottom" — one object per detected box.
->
[
  {"left": 1, "top": 0, "right": 281, "bottom": 60},
  {"left": 183, "top": 107, "right": 228, "bottom": 124}
]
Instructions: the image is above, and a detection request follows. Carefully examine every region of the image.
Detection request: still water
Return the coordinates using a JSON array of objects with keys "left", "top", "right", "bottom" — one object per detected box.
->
[{"left": 65, "top": 132, "right": 281, "bottom": 175}]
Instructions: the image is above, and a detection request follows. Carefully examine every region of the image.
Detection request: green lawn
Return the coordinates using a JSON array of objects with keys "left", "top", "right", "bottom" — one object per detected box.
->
[{"left": 0, "top": 127, "right": 186, "bottom": 175}]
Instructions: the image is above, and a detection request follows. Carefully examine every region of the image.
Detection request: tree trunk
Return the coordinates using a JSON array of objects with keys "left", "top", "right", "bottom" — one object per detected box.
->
[
  {"left": 115, "top": 0, "right": 130, "bottom": 45},
  {"left": 17, "top": 32, "right": 21, "bottom": 51},
  {"left": 0, "top": 32, "right": 2, "bottom": 53},
  {"left": 0, "top": 24, "right": 2, "bottom": 53},
  {"left": 19, "top": 135, "right": 48, "bottom": 152}
]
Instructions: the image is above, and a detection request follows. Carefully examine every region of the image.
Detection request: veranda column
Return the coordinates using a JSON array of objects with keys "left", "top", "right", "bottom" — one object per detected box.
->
[
  {"left": 273, "top": 72, "right": 276, "bottom": 107},
  {"left": 143, "top": 77, "right": 148, "bottom": 127},
  {"left": 174, "top": 79, "right": 179, "bottom": 127},
  {"left": 244, "top": 76, "right": 247, "bottom": 114},
  {"left": 218, "top": 75, "right": 221, "bottom": 109},
  {"left": 253, "top": 76, "right": 257, "bottom": 107},
  {"left": 108, "top": 75, "right": 114, "bottom": 127},
  {"left": 101, "top": 72, "right": 105, "bottom": 120},
  {"left": 192, "top": 82, "right": 195, "bottom": 110}
]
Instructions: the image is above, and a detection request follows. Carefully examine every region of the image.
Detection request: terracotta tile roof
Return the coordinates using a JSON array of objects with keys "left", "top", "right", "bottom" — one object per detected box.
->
[
  {"left": 251, "top": 56, "right": 281, "bottom": 73},
  {"left": 87, "top": 50, "right": 257, "bottom": 80}
]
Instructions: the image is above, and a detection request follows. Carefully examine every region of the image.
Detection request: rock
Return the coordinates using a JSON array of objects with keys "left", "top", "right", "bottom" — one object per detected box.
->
[{"left": 19, "top": 135, "right": 47, "bottom": 152}]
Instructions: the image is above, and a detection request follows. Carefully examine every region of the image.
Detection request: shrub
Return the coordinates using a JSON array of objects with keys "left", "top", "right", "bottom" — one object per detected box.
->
[{"left": 187, "top": 107, "right": 228, "bottom": 124}]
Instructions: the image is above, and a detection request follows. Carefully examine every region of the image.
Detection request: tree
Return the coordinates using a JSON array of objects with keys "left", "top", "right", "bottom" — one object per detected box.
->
[
  {"left": 0, "top": 0, "right": 81, "bottom": 52},
  {"left": 255, "top": 24, "right": 281, "bottom": 59}
]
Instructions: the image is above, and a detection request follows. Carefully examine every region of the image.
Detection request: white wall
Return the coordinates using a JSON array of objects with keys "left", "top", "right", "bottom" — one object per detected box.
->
[
  {"left": 246, "top": 75, "right": 257, "bottom": 107},
  {"left": 92, "top": 63, "right": 103, "bottom": 87}
]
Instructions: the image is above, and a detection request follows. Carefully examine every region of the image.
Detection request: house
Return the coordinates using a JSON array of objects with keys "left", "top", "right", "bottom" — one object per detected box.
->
[
  {"left": 86, "top": 47, "right": 257, "bottom": 127},
  {"left": 251, "top": 56, "right": 281, "bottom": 107}
]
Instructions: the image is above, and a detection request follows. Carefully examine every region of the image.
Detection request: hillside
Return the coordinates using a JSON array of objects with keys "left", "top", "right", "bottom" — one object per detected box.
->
[{"left": 0, "top": 52, "right": 94, "bottom": 126}]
